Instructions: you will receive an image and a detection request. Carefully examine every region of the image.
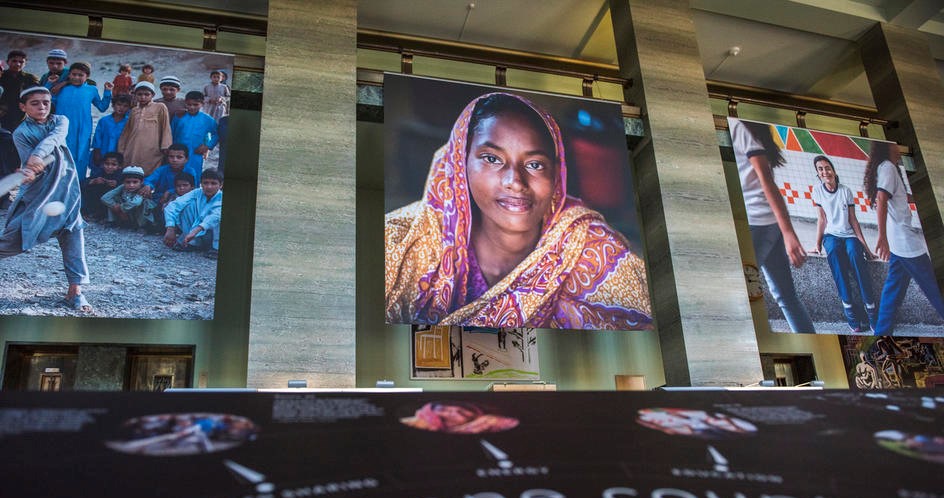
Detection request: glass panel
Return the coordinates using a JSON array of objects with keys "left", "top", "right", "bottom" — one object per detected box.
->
[
  {"left": 0, "top": 7, "right": 87, "bottom": 37},
  {"left": 594, "top": 81, "right": 625, "bottom": 102},
  {"left": 710, "top": 98, "right": 730, "bottom": 117},
  {"left": 506, "top": 68, "right": 584, "bottom": 96},
  {"left": 357, "top": 48, "right": 401, "bottom": 72},
  {"left": 102, "top": 18, "right": 204, "bottom": 50},
  {"left": 217, "top": 31, "right": 266, "bottom": 57},
  {"left": 804, "top": 113, "right": 885, "bottom": 138},
  {"left": 734, "top": 102, "right": 798, "bottom": 126},
  {"left": 412, "top": 56, "right": 495, "bottom": 85}
]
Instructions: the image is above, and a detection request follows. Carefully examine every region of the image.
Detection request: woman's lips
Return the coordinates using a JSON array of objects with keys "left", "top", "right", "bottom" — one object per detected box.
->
[{"left": 497, "top": 197, "right": 533, "bottom": 212}]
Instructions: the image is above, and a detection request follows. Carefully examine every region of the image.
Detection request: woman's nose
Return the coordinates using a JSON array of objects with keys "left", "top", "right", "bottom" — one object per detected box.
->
[{"left": 501, "top": 164, "right": 526, "bottom": 189}]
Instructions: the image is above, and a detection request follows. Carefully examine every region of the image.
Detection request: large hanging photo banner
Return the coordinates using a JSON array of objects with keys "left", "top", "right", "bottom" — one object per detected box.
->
[
  {"left": 384, "top": 74, "right": 651, "bottom": 331},
  {"left": 728, "top": 117, "right": 944, "bottom": 336},
  {"left": 0, "top": 30, "right": 233, "bottom": 319}
]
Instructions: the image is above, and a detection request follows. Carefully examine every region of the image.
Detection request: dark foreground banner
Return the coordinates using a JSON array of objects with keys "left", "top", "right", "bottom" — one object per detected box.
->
[
  {"left": 2, "top": 389, "right": 942, "bottom": 497},
  {"left": 384, "top": 74, "right": 652, "bottom": 331}
]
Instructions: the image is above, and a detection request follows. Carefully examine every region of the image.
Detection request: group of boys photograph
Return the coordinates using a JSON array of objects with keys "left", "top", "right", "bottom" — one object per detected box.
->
[{"left": 0, "top": 31, "right": 233, "bottom": 319}]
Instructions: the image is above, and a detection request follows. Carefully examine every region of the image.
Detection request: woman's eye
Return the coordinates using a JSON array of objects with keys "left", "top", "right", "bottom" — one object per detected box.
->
[
  {"left": 481, "top": 154, "right": 501, "bottom": 165},
  {"left": 525, "top": 161, "right": 545, "bottom": 171}
]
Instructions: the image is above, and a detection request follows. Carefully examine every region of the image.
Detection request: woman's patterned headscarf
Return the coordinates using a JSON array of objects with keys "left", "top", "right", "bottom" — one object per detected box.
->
[{"left": 414, "top": 93, "right": 570, "bottom": 322}]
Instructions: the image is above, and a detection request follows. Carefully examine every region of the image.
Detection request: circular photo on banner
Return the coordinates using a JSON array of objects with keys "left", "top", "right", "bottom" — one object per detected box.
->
[
  {"left": 105, "top": 413, "right": 259, "bottom": 456},
  {"left": 400, "top": 401, "right": 519, "bottom": 434},
  {"left": 637, "top": 408, "right": 758, "bottom": 439},
  {"left": 875, "top": 430, "right": 944, "bottom": 464}
]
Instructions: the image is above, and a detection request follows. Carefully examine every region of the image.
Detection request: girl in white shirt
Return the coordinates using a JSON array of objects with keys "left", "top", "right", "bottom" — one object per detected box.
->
[
  {"left": 729, "top": 118, "right": 814, "bottom": 333},
  {"left": 809, "top": 155, "right": 877, "bottom": 332},
  {"left": 863, "top": 141, "right": 944, "bottom": 335}
]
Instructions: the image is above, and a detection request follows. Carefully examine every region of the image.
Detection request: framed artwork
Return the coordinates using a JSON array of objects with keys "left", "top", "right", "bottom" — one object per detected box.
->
[
  {"left": 838, "top": 335, "right": 944, "bottom": 389},
  {"left": 411, "top": 325, "right": 539, "bottom": 380}
]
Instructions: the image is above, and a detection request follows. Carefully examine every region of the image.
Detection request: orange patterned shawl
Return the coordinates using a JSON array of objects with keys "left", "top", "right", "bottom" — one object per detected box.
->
[{"left": 385, "top": 93, "right": 652, "bottom": 330}]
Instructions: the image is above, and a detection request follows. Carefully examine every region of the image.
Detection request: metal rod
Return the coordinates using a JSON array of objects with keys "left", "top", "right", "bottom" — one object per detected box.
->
[
  {"left": 358, "top": 28, "right": 627, "bottom": 86},
  {"left": 1, "top": 0, "right": 267, "bottom": 36},
  {"left": 707, "top": 81, "right": 885, "bottom": 125}
]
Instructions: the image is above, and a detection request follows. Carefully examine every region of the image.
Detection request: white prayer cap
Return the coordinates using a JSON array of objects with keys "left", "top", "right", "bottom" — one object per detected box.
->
[{"left": 19, "top": 86, "right": 50, "bottom": 99}]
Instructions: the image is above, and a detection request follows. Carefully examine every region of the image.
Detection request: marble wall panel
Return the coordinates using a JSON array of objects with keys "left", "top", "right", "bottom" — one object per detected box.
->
[
  {"left": 247, "top": 0, "right": 357, "bottom": 388},
  {"left": 611, "top": 0, "right": 762, "bottom": 386}
]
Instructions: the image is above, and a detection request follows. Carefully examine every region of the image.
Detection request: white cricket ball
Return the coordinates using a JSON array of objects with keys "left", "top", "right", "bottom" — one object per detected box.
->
[{"left": 43, "top": 201, "right": 65, "bottom": 216}]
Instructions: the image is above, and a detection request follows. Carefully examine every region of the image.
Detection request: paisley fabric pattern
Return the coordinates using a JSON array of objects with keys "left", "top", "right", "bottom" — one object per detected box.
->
[{"left": 385, "top": 92, "right": 652, "bottom": 330}]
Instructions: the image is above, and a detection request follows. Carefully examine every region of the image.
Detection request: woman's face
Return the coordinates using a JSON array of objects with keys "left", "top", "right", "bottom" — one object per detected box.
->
[
  {"left": 888, "top": 144, "right": 902, "bottom": 165},
  {"left": 466, "top": 111, "right": 557, "bottom": 238},
  {"left": 815, "top": 159, "right": 836, "bottom": 185}
]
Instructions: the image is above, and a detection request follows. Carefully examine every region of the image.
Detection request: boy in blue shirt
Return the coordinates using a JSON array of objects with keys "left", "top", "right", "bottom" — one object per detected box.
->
[
  {"left": 172, "top": 91, "right": 218, "bottom": 176},
  {"left": 165, "top": 172, "right": 195, "bottom": 208},
  {"left": 138, "top": 143, "right": 190, "bottom": 202},
  {"left": 101, "top": 165, "right": 156, "bottom": 230},
  {"left": 90, "top": 93, "right": 131, "bottom": 176},
  {"left": 163, "top": 168, "right": 222, "bottom": 259},
  {"left": 51, "top": 62, "right": 112, "bottom": 181}
]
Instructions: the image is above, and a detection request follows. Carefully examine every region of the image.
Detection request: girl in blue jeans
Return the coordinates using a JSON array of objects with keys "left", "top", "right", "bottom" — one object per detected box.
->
[
  {"left": 809, "top": 155, "right": 877, "bottom": 332},
  {"left": 730, "top": 119, "right": 815, "bottom": 333},
  {"left": 864, "top": 141, "right": 944, "bottom": 335}
]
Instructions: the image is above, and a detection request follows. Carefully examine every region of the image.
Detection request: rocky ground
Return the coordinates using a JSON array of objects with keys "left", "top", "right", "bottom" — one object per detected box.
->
[{"left": 0, "top": 213, "right": 218, "bottom": 320}]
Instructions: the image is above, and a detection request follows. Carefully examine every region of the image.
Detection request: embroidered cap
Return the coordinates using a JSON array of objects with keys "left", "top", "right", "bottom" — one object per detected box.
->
[
  {"left": 19, "top": 86, "right": 50, "bottom": 99},
  {"left": 159, "top": 75, "right": 181, "bottom": 88},
  {"left": 134, "top": 81, "right": 156, "bottom": 94},
  {"left": 122, "top": 166, "right": 145, "bottom": 180}
]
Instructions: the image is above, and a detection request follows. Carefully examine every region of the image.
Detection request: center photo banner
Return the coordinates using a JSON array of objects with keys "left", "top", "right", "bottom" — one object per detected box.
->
[{"left": 384, "top": 74, "right": 652, "bottom": 331}]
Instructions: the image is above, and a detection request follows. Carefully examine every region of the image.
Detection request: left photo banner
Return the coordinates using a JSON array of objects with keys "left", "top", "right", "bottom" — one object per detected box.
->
[{"left": 0, "top": 30, "right": 233, "bottom": 319}]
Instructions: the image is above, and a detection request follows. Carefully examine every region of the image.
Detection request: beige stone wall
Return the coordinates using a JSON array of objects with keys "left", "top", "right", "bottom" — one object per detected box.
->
[
  {"left": 248, "top": 0, "right": 357, "bottom": 388},
  {"left": 611, "top": 0, "right": 763, "bottom": 386}
]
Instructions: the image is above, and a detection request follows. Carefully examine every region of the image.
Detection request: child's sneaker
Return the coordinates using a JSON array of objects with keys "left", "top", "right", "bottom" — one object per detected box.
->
[
  {"left": 865, "top": 303, "right": 878, "bottom": 332},
  {"left": 842, "top": 302, "right": 859, "bottom": 331}
]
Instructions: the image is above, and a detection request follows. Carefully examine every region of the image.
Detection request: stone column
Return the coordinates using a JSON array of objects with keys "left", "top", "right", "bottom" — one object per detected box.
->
[
  {"left": 609, "top": 0, "right": 762, "bottom": 386},
  {"left": 247, "top": 0, "right": 357, "bottom": 388},
  {"left": 860, "top": 23, "right": 944, "bottom": 284}
]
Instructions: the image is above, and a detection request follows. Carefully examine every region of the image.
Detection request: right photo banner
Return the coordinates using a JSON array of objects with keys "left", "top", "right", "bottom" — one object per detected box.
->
[{"left": 728, "top": 117, "right": 944, "bottom": 336}]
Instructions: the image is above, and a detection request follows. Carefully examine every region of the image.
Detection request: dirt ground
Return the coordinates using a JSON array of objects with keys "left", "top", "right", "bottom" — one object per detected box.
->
[{"left": 0, "top": 210, "right": 218, "bottom": 320}]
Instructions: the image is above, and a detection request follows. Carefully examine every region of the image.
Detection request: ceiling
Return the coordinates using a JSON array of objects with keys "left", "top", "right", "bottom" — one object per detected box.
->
[
  {"left": 356, "top": 0, "right": 944, "bottom": 107},
  {"left": 148, "top": 0, "right": 944, "bottom": 107}
]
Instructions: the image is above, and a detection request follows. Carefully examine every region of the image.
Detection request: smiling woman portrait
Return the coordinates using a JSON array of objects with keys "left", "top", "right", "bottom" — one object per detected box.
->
[{"left": 384, "top": 92, "right": 652, "bottom": 330}]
